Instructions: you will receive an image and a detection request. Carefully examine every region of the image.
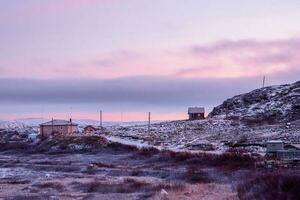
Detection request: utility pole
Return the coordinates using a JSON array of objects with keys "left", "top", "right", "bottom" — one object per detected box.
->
[
  {"left": 70, "top": 106, "right": 73, "bottom": 120},
  {"left": 70, "top": 107, "right": 73, "bottom": 134},
  {"left": 51, "top": 117, "right": 54, "bottom": 135},
  {"left": 262, "top": 76, "right": 266, "bottom": 88},
  {"left": 99, "top": 110, "right": 103, "bottom": 129},
  {"left": 148, "top": 112, "right": 151, "bottom": 134}
]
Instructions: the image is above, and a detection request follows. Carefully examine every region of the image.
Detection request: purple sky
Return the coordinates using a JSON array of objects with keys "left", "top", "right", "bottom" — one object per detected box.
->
[{"left": 0, "top": 0, "right": 300, "bottom": 121}]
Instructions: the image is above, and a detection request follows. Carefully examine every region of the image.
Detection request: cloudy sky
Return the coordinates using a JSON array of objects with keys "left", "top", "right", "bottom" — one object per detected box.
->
[{"left": 0, "top": 0, "right": 300, "bottom": 121}]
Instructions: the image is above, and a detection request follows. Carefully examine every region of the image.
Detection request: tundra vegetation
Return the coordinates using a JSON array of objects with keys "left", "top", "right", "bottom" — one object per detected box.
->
[{"left": 0, "top": 132, "right": 299, "bottom": 200}]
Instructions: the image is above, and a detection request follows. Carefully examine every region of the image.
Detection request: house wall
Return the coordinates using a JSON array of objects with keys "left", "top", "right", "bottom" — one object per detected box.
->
[
  {"left": 68, "top": 125, "right": 79, "bottom": 134},
  {"left": 189, "top": 113, "right": 205, "bottom": 120},
  {"left": 266, "top": 142, "right": 284, "bottom": 153},
  {"left": 41, "top": 125, "right": 78, "bottom": 136}
]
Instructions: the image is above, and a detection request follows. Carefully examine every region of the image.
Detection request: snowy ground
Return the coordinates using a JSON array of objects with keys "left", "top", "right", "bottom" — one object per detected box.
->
[
  {"left": 1, "top": 118, "right": 300, "bottom": 155},
  {"left": 104, "top": 119, "right": 300, "bottom": 154}
]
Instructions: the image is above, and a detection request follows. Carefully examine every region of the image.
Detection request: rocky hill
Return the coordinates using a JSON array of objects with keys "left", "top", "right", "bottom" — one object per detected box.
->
[{"left": 208, "top": 81, "right": 300, "bottom": 124}]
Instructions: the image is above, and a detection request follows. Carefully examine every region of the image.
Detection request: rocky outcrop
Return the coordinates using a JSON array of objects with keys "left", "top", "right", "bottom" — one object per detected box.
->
[{"left": 208, "top": 81, "right": 300, "bottom": 124}]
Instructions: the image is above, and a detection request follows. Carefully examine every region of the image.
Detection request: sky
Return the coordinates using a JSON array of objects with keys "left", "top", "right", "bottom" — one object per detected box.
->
[{"left": 0, "top": 0, "right": 300, "bottom": 121}]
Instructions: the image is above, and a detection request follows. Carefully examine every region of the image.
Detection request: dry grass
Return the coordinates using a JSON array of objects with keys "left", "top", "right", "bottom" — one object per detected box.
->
[
  {"left": 0, "top": 178, "right": 30, "bottom": 185},
  {"left": 185, "top": 166, "right": 211, "bottom": 183},
  {"left": 151, "top": 183, "right": 238, "bottom": 200},
  {"left": 73, "top": 178, "right": 184, "bottom": 195},
  {"left": 91, "top": 162, "right": 115, "bottom": 168}
]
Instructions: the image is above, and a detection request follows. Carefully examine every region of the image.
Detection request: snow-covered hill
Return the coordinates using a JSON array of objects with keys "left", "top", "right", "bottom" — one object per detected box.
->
[
  {"left": 0, "top": 120, "right": 27, "bottom": 130},
  {"left": 208, "top": 81, "right": 300, "bottom": 124}
]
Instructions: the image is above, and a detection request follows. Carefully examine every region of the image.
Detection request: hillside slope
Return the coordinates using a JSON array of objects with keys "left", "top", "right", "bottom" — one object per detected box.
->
[{"left": 208, "top": 81, "right": 300, "bottom": 124}]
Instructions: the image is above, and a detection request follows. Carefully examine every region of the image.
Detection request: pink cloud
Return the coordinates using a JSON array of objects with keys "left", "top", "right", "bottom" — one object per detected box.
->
[
  {"left": 1, "top": 38, "right": 299, "bottom": 80},
  {"left": 179, "top": 38, "right": 300, "bottom": 78}
]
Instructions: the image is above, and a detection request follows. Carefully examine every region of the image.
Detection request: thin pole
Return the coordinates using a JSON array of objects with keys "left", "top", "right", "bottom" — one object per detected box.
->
[
  {"left": 99, "top": 110, "right": 103, "bottom": 129},
  {"left": 70, "top": 106, "right": 73, "bottom": 120},
  {"left": 262, "top": 76, "right": 266, "bottom": 88},
  {"left": 148, "top": 112, "right": 151, "bottom": 134},
  {"left": 51, "top": 117, "right": 54, "bottom": 135}
]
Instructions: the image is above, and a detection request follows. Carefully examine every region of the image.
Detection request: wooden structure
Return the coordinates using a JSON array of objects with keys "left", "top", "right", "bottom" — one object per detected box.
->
[
  {"left": 83, "top": 125, "right": 99, "bottom": 134},
  {"left": 266, "top": 140, "right": 284, "bottom": 153},
  {"left": 188, "top": 107, "right": 205, "bottom": 120},
  {"left": 40, "top": 119, "right": 78, "bottom": 137}
]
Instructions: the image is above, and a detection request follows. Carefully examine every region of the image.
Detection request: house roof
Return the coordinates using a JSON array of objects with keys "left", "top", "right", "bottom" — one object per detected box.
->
[
  {"left": 40, "top": 119, "right": 78, "bottom": 126},
  {"left": 84, "top": 125, "right": 99, "bottom": 130},
  {"left": 188, "top": 107, "right": 205, "bottom": 114}
]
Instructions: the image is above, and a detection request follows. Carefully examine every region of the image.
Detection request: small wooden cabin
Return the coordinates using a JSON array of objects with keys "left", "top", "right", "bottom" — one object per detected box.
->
[
  {"left": 266, "top": 140, "right": 284, "bottom": 153},
  {"left": 188, "top": 107, "right": 205, "bottom": 120},
  {"left": 40, "top": 119, "right": 78, "bottom": 137}
]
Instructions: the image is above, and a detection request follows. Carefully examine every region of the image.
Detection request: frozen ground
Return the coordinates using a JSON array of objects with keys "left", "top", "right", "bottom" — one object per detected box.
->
[
  {"left": 0, "top": 134, "right": 256, "bottom": 200},
  {"left": 0, "top": 120, "right": 299, "bottom": 199},
  {"left": 104, "top": 119, "right": 300, "bottom": 154},
  {"left": 2, "top": 118, "right": 300, "bottom": 155}
]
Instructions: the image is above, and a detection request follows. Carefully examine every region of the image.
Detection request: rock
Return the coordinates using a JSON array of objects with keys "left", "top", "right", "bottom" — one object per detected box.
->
[{"left": 208, "top": 81, "right": 300, "bottom": 124}]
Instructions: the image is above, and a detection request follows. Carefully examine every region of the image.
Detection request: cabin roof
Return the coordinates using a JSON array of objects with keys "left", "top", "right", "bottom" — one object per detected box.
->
[
  {"left": 289, "top": 144, "right": 300, "bottom": 150},
  {"left": 188, "top": 107, "right": 205, "bottom": 114},
  {"left": 84, "top": 125, "right": 99, "bottom": 130},
  {"left": 40, "top": 119, "right": 78, "bottom": 126}
]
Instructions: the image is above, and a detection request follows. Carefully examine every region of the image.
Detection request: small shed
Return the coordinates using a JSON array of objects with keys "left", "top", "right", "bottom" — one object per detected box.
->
[
  {"left": 83, "top": 125, "right": 99, "bottom": 134},
  {"left": 188, "top": 107, "right": 205, "bottom": 120},
  {"left": 40, "top": 119, "right": 78, "bottom": 137},
  {"left": 266, "top": 140, "right": 284, "bottom": 153}
]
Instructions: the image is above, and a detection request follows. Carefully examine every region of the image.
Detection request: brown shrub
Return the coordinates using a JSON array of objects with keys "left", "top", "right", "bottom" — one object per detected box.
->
[
  {"left": 237, "top": 172, "right": 300, "bottom": 200},
  {"left": 158, "top": 150, "right": 255, "bottom": 169},
  {"left": 33, "top": 182, "right": 64, "bottom": 192},
  {"left": 138, "top": 147, "right": 160, "bottom": 156},
  {"left": 107, "top": 142, "right": 139, "bottom": 152}
]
